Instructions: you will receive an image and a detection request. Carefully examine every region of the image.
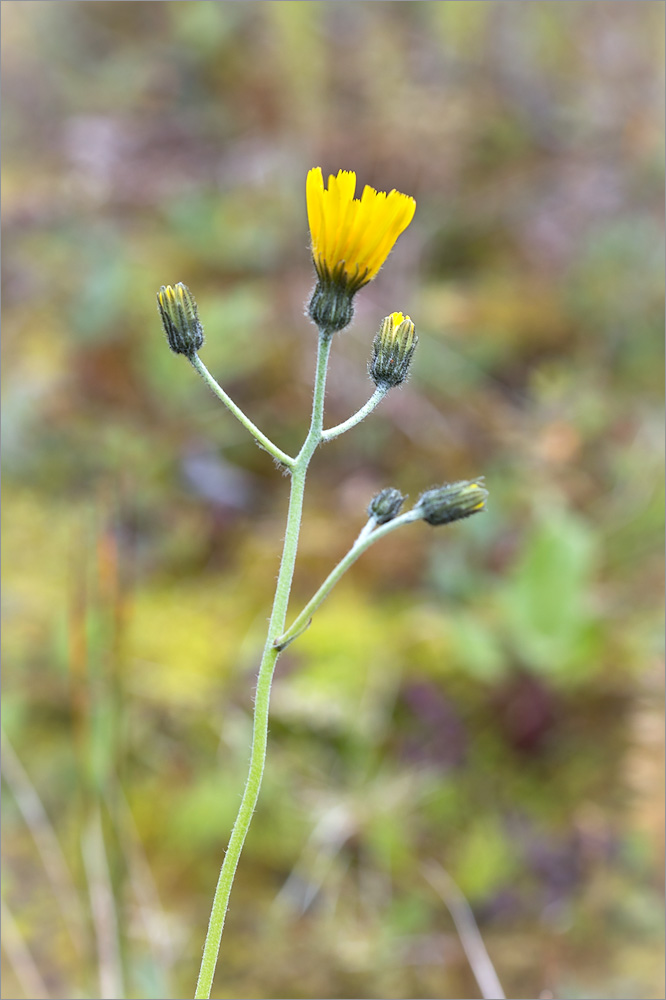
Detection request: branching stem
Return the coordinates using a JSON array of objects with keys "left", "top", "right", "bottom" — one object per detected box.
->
[{"left": 274, "top": 508, "right": 421, "bottom": 651}]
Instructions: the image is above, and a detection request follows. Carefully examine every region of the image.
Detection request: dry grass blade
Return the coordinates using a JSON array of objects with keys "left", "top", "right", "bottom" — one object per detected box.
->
[
  {"left": 118, "top": 787, "right": 176, "bottom": 985},
  {"left": 422, "top": 861, "right": 506, "bottom": 1000},
  {"left": 1, "top": 732, "right": 85, "bottom": 955},
  {"left": 0, "top": 898, "right": 51, "bottom": 1000},
  {"left": 82, "top": 808, "right": 125, "bottom": 1000}
]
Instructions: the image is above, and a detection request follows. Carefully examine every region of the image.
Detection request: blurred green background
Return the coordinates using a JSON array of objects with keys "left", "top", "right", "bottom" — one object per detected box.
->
[{"left": 2, "top": 2, "right": 664, "bottom": 999}]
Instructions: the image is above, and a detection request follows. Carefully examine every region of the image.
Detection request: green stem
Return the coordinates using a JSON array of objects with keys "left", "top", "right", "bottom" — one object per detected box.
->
[
  {"left": 190, "top": 354, "right": 296, "bottom": 469},
  {"left": 194, "top": 332, "right": 332, "bottom": 1000},
  {"left": 274, "top": 508, "right": 421, "bottom": 651},
  {"left": 321, "top": 386, "right": 387, "bottom": 442}
]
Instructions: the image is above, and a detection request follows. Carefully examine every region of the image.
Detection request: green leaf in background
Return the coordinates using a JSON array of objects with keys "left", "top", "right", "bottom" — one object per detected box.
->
[
  {"left": 451, "top": 815, "right": 519, "bottom": 902},
  {"left": 446, "top": 611, "right": 506, "bottom": 682},
  {"left": 500, "top": 508, "right": 601, "bottom": 680}
]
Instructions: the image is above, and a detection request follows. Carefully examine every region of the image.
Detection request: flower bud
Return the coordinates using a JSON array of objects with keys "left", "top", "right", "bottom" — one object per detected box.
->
[
  {"left": 368, "top": 487, "right": 407, "bottom": 525},
  {"left": 369, "top": 312, "right": 418, "bottom": 389},
  {"left": 415, "top": 479, "right": 488, "bottom": 526},
  {"left": 157, "top": 283, "right": 204, "bottom": 357}
]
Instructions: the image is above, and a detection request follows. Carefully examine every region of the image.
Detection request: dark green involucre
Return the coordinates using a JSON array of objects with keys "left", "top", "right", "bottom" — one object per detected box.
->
[{"left": 307, "top": 264, "right": 359, "bottom": 334}]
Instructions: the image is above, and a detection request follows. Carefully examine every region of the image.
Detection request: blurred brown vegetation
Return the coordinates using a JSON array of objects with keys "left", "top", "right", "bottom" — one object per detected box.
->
[{"left": 2, "top": 2, "right": 664, "bottom": 999}]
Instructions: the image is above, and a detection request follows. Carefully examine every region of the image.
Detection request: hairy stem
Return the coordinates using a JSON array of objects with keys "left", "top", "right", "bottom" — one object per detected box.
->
[
  {"left": 194, "top": 331, "right": 332, "bottom": 1000},
  {"left": 190, "top": 354, "right": 295, "bottom": 469}
]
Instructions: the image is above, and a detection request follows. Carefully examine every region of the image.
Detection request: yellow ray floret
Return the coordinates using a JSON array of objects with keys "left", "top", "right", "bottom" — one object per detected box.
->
[{"left": 307, "top": 168, "right": 416, "bottom": 291}]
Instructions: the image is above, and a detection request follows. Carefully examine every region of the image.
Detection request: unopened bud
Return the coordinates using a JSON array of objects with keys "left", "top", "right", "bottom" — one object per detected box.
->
[
  {"left": 369, "top": 312, "right": 418, "bottom": 389},
  {"left": 416, "top": 479, "right": 488, "bottom": 526},
  {"left": 157, "top": 283, "right": 204, "bottom": 357},
  {"left": 368, "top": 487, "right": 407, "bottom": 525}
]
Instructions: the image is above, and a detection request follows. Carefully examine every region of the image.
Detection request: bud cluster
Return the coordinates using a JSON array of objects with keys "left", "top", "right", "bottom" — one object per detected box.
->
[
  {"left": 369, "top": 312, "right": 418, "bottom": 389},
  {"left": 157, "top": 283, "right": 204, "bottom": 357}
]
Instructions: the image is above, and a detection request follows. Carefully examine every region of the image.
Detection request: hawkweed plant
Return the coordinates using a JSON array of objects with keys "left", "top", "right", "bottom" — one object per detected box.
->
[{"left": 156, "top": 168, "right": 488, "bottom": 999}]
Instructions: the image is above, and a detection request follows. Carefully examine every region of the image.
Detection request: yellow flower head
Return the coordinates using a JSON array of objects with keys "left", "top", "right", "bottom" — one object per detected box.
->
[
  {"left": 307, "top": 168, "right": 415, "bottom": 290},
  {"left": 306, "top": 168, "right": 416, "bottom": 332}
]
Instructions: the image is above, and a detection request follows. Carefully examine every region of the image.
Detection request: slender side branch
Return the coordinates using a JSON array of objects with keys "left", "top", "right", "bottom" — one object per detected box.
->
[
  {"left": 321, "top": 386, "right": 387, "bottom": 442},
  {"left": 274, "top": 508, "right": 421, "bottom": 650},
  {"left": 190, "top": 354, "right": 296, "bottom": 469}
]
